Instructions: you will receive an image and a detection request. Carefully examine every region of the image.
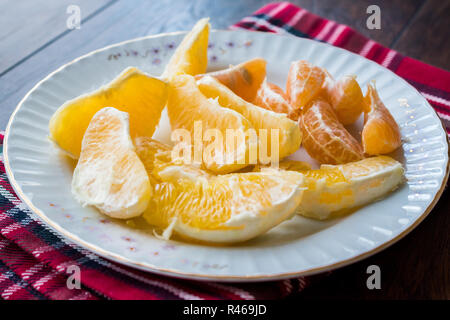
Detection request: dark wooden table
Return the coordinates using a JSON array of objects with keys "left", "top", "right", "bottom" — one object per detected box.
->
[{"left": 0, "top": 0, "right": 448, "bottom": 299}]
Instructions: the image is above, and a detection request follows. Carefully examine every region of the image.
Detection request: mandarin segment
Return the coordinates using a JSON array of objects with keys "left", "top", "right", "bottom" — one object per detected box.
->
[
  {"left": 253, "top": 80, "right": 293, "bottom": 115},
  {"left": 328, "top": 75, "right": 364, "bottom": 125},
  {"left": 196, "top": 58, "right": 267, "bottom": 102},
  {"left": 286, "top": 60, "right": 327, "bottom": 112},
  {"left": 72, "top": 107, "right": 152, "bottom": 219},
  {"left": 301, "top": 100, "right": 364, "bottom": 164},
  {"left": 362, "top": 83, "right": 401, "bottom": 155},
  {"left": 49, "top": 67, "right": 168, "bottom": 158}
]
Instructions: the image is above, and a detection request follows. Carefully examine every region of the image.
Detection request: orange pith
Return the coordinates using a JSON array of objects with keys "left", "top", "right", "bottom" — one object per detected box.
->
[
  {"left": 329, "top": 75, "right": 364, "bottom": 125},
  {"left": 286, "top": 60, "right": 327, "bottom": 112},
  {"left": 195, "top": 58, "right": 267, "bottom": 102},
  {"left": 362, "top": 83, "right": 401, "bottom": 155},
  {"left": 253, "top": 80, "right": 293, "bottom": 115},
  {"left": 301, "top": 100, "right": 364, "bottom": 164}
]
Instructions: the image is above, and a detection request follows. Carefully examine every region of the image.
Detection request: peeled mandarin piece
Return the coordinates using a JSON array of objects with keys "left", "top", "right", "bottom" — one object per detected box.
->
[
  {"left": 167, "top": 75, "right": 253, "bottom": 173},
  {"left": 196, "top": 58, "right": 266, "bottom": 102},
  {"left": 329, "top": 75, "right": 364, "bottom": 125},
  {"left": 142, "top": 163, "right": 304, "bottom": 243},
  {"left": 286, "top": 60, "right": 327, "bottom": 111},
  {"left": 253, "top": 80, "right": 293, "bottom": 114},
  {"left": 285, "top": 156, "right": 404, "bottom": 220},
  {"left": 301, "top": 100, "right": 364, "bottom": 164},
  {"left": 162, "top": 18, "right": 210, "bottom": 80},
  {"left": 362, "top": 83, "right": 401, "bottom": 155},
  {"left": 49, "top": 67, "right": 168, "bottom": 158},
  {"left": 72, "top": 107, "right": 151, "bottom": 219},
  {"left": 197, "top": 76, "right": 302, "bottom": 160}
]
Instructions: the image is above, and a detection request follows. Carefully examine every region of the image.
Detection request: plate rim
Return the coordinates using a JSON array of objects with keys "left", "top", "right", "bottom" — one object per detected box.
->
[{"left": 4, "top": 29, "right": 450, "bottom": 282}]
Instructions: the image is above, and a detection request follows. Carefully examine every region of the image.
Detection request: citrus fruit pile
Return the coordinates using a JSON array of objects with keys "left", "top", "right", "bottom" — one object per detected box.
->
[{"left": 48, "top": 18, "right": 405, "bottom": 243}]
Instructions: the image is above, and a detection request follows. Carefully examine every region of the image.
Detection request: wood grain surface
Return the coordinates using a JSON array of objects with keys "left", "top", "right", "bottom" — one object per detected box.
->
[{"left": 0, "top": 0, "right": 448, "bottom": 299}]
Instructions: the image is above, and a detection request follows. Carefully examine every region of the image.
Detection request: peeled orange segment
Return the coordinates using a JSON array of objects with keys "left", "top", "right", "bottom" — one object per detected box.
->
[
  {"left": 253, "top": 80, "right": 293, "bottom": 115},
  {"left": 49, "top": 67, "right": 168, "bottom": 158},
  {"left": 72, "top": 108, "right": 151, "bottom": 219},
  {"left": 301, "top": 100, "right": 364, "bottom": 164},
  {"left": 292, "top": 156, "right": 403, "bottom": 220},
  {"left": 362, "top": 83, "right": 402, "bottom": 155},
  {"left": 197, "top": 76, "right": 302, "bottom": 161},
  {"left": 286, "top": 60, "right": 327, "bottom": 111},
  {"left": 167, "top": 75, "right": 253, "bottom": 173},
  {"left": 142, "top": 166, "right": 305, "bottom": 243},
  {"left": 329, "top": 75, "right": 364, "bottom": 125},
  {"left": 195, "top": 58, "right": 267, "bottom": 102},
  {"left": 162, "top": 18, "right": 210, "bottom": 80}
]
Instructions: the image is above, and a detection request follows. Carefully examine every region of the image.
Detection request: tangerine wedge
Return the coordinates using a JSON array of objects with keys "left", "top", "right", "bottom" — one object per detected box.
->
[
  {"left": 72, "top": 107, "right": 151, "bottom": 219},
  {"left": 329, "top": 75, "right": 364, "bottom": 125},
  {"left": 162, "top": 18, "right": 210, "bottom": 80},
  {"left": 253, "top": 80, "right": 293, "bottom": 115},
  {"left": 195, "top": 58, "right": 266, "bottom": 102},
  {"left": 286, "top": 60, "right": 327, "bottom": 111},
  {"left": 362, "top": 83, "right": 401, "bottom": 155},
  {"left": 301, "top": 100, "right": 364, "bottom": 164},
  {"left": 49, "top": 67, "right": 168, "bottom": 158}
]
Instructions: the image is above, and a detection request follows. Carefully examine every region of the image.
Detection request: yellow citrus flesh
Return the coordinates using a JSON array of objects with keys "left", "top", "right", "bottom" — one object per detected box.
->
[
  {"left": 49, "top": 67, "right": 168, "bottom": 158},
  {"left": 162, "top": 18, "right": 210, "bottom": 80},
  {"left": 135, "top": 138, "right": 304, "bottom": 243},
  {"left": 264, "top": 156, "right": 404, "bottom": 220},
  {"left": 197, "top": 76, "right": 302, "bottom": 161},
  {"left": 72, "top": 107, "right": 151, "bottom": 219},
  {"left": 167, "top": 75, "right": 254, "bottom": 173}
]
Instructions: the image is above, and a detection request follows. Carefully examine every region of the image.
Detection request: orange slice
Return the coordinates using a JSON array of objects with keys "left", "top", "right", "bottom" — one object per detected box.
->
[
  {"left": 328, "top": 75, "right": 364, "bottom": 125},
  {"left": 256, "top": 156, "right": 404, "bottom": 220},
  {"left": 162, "top": 18, "right": 210, "bottom": 80},
  {"left": 49, "top": 67, "right": 168, "bottom": 158},
  {"left": 197, "top": 76, "right": 302, "bottom": 161},
  {"left": 72, "top": 107, "right": 151, "bottom": 219},
  {"left": 301, "top": 100, "right": 364, "bottom": 164},
  {"left": 195, "top": 58, "right": 266, "bottom": 102},
  {"left": 362, "top": 82, "right": 401, "bottom": 155},
  {"left": 135, "top": 138, "right": 305, "bottom": 243},
  {"left": 167, "top": 75, "right": 253, "bottom": 173}
]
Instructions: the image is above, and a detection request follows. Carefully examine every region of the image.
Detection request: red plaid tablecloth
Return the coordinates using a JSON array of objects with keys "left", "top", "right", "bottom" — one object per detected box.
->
[{"left": 1, "top": 2, "right": 449, "bottom": 300}]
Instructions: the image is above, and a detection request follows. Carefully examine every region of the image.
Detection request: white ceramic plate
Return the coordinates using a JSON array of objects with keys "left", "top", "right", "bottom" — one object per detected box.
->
[{"left": 4, "top": 30, "right": 449, "bottom": 282}]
